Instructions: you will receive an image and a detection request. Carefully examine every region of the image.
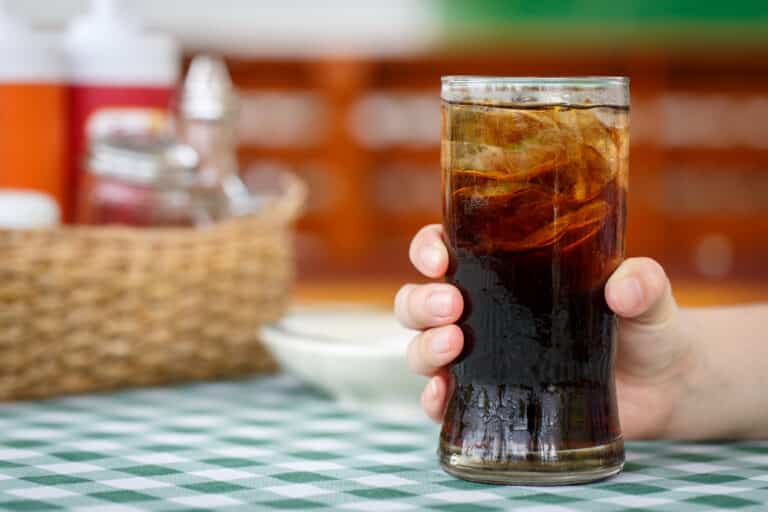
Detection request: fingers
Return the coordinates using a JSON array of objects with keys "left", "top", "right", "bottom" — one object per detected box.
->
[
  {"left": 406, "top": 324, "right": 463, "bottom": 376},
  {"left": 605, "top": 257, "right": 678, "bottom": 327},
  {"left": 402, "top": 225, "right": 460, "bottom": 421},
  {"left": 394, "top": 283, "right": 463, "bottom": 330},
  {"left": 409, "top": 224, "right": 449, "bottom": 278},
  {"left": 421, "top": 370, "right": 454, "bottom": 422}
]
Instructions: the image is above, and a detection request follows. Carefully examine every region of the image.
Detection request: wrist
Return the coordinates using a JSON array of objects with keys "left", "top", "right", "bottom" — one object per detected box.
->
[
  {"left": 653, "top": 310, "right": 703, "bottom": 439},
  {"left": 617, "top": 304, "right": 696, "bottom": 440},
  {"left": 656, "top": 308, "right": 742, "bottom": 440}
]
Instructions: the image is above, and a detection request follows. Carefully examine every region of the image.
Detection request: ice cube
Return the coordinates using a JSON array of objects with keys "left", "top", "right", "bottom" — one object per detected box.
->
[
  {"left": 452, "top": 179, "right": 526, "bottom": 199},
  {"left": 450, "top": 142, "right": 509, "bottom": 175},
  {"left": 560, "top": 200, "right": 610, "bottom": 250},
  {"left": 483, "top": 107, "right": 558, "bottom": 148},
  {"left": 558, "top": 109, "right": 620, "bottom": 188},
  {"left": 448, "top": 106, "right": 623, "bottom": 201},
  {"left": 572, "top": 144, "right": 613, "bottom": 201},
  {"left": 497, "top": 200, "right": 609, "bottom": 252},
  {"left": 528, "top": 143, "right": 613, "bottom": 203}
]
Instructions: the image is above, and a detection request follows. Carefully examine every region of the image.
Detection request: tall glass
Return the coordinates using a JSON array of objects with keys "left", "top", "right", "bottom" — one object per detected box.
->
[{"left": 439, "top": 77, "right": 629, "bottom": 485}]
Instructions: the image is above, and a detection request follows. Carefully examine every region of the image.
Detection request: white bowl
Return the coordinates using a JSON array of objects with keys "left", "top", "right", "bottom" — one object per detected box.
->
[{"left": 260, "top": 305, "right": 427, "bottom": 419}]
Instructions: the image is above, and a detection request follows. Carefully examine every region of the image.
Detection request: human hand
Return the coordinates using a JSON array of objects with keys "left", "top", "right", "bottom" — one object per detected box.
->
[{"left": 394, "top": 224, "right": 691, "bottom": 439}]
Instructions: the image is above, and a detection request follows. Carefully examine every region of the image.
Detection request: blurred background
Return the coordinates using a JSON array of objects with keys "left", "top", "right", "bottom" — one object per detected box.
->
[{"left": 4, "top": 0, "right": 768, "bottom": 306}]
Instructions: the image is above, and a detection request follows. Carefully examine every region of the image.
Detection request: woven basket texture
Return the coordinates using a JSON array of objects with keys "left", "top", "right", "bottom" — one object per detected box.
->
[{"left": 0, "top": 176, "right": 305, "bottom": 400}]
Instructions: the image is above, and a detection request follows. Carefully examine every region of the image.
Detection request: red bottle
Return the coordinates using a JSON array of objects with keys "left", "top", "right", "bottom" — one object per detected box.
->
[{"left": 64, "top": 0, "right": 179, "bottom": 222}]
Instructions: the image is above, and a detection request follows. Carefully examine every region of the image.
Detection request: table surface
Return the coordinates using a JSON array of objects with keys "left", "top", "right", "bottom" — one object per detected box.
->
[{"left": 1, "top": 375, "right": 767, "bottom": 512}]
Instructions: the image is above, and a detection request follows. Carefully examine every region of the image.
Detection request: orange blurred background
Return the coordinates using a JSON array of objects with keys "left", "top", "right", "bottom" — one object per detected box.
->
[{"left": 8, "top": 0, "right": 768, "bottom": 306}]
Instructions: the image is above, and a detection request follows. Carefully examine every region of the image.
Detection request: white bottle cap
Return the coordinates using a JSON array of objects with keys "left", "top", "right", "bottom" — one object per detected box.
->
[
  {"left": 0, "top": 190, "right": 60, "bottom": 229},
  {"left": 0, "top": 0, "right": 64, "bottom": 82},
  {"left": 181, "top": 54, "right": 239, "bottom": 121},
  {"left": 65, "top": 0, "right": 180, "bottom": 86}
]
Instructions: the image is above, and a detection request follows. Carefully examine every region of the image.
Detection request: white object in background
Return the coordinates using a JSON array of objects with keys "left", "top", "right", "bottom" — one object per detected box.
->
[
  {"left": 260, "top": 306, "right": 427, "bottom": 420},
  {"left": 0, "top": 0, "right": 63, "bottom": 82},
  {"left": 64, "top": 0, "right": 179, "bottom": 86},
  {"left": 135, "top": 0, "right": 439, "bottom": 58},
  {"left": 9, "top": 0, "right": 440, "bottom": 58},
  {"left": 0, "top": 190, "right": 60, "bottom": 228}
]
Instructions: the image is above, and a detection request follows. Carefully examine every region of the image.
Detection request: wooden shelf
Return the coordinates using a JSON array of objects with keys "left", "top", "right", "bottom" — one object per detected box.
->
[{"left": 222, "top": 51, "right": 768, "bottom": 284}]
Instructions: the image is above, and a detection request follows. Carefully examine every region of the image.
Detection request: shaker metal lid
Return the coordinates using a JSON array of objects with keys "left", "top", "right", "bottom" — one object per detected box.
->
[
  {"left": 87, "top": 134, "right": 199, "bottom": 186},
  {"left": 180, "top": 54, "right": 239, "bottom": 121}
]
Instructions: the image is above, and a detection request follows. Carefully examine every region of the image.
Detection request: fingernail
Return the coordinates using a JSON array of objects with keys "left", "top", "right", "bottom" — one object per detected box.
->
[
  {"left": 613, "top": 277, "right": 643, "bottom": 313},
  {"left": 429, "top": 378, "right": 439, "bottom": 399},
  {"left": 427, "top": 291, "right": 453, "bottom": 318},
  {"left": 431, "top": 331, "right": 453, "bottom": 354},
  {"left": 420, "top": 242, "right": 443, "bottom": 272}
]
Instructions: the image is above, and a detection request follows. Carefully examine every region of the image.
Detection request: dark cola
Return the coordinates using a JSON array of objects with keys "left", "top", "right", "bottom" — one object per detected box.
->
[{"left": 439, "top": 97, "right": 628, "bottom": 484}]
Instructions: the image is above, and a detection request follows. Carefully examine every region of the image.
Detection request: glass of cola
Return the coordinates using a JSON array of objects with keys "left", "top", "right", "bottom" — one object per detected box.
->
[{"left": 440, "top": 77, "right": 629, "bottom": 485}]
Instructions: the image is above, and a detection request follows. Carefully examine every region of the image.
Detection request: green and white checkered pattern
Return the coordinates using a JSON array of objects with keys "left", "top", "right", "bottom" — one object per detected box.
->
[{"left": 1, "top": 375, "right": 767, "bottom": 511}]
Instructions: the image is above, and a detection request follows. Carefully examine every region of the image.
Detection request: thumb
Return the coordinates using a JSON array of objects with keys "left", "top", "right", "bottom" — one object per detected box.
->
[
  {"left": 605, "top": 257, "right": 686, "bottom": 379},
  {"left": 606, "top": 257, "right": 677, "bottom": 326}
]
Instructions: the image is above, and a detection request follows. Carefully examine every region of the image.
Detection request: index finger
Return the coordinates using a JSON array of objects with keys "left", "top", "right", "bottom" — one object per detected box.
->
[{"left": 409, "top": 224, "right": 449, "bottom": 279}]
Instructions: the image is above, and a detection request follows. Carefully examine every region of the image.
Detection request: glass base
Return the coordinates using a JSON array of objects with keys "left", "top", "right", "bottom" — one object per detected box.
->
[{"left": 439, "top": 437, "right": 625, "bottom": 485}]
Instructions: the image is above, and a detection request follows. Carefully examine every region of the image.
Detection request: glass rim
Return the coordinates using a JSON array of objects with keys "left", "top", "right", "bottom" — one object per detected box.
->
[{"left": 441, "top": 76, "right": 629, "bottom": 88}]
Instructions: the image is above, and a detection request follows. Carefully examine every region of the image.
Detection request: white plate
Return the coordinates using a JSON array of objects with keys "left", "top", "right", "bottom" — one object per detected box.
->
[{"left": 260, "top": 305, "right": 427, "bottom": 419}]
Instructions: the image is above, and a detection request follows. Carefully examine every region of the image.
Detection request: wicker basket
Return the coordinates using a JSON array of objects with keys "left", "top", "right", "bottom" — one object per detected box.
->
[{"left": 0, "top": 175, "right": 305, "bottom": 400}]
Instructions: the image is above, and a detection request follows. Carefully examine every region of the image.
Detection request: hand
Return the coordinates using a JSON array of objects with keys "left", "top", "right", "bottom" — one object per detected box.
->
[{"left": 394, "top": 224, "right": 693, "bottom": 439}]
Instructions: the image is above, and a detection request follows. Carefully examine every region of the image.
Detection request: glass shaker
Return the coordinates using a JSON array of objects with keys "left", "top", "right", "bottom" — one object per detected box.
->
[
  {"left": 78, "top": 134, "right": 205, "bottom": 227},
  {"left": 178, "top": 54, "right": 252, "bottom": 220}
]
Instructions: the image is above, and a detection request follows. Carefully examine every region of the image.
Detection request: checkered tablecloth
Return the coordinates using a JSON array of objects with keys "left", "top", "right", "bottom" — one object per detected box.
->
[{"left": 1, "top": 375, "right": 767, "bottom": 511}]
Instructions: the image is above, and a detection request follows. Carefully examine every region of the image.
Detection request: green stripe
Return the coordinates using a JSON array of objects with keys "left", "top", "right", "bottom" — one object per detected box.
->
[
  {"left": 437, "top": 20, "right": 768, "bottom": 50},
  {"left": 439, "top": 0, "right": 768, "bottom": 47},
  {"left": 442, "top": 0, "right": 768, "bottom": 23}
]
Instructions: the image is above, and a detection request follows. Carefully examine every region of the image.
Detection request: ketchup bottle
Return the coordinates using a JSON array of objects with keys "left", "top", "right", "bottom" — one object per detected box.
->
[{"left": 64, "top": 0, "right": 180, "bottom": 222}]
